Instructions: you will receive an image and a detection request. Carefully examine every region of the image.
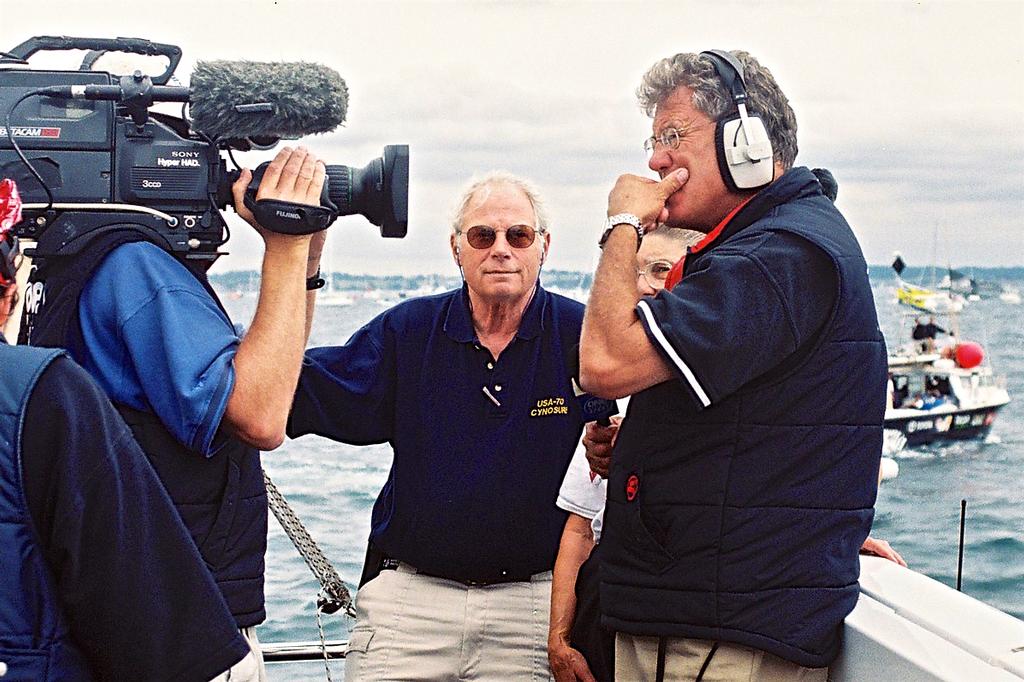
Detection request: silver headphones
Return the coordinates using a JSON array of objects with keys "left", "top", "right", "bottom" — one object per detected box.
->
[{"left": 700, "top": 49, "right": 775, "bottom": 191}]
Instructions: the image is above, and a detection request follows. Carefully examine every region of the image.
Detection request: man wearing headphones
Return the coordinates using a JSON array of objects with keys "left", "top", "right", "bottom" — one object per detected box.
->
[
  {"left": 288, "top": 172, "right": 615, "bottom": 680},
  {"left": 580, "top": 50, "right": 886, "bottom": 680}
]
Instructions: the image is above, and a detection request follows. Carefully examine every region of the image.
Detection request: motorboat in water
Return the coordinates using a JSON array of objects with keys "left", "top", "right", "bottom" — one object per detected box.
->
[
  {"left": 891, "top": 253, "right": 967, "bottom": 314},
  {"left": 885, "top": 342, "right": 1010, "bottom": 447},
  {"left": 999, "top": 286, "right": 1022, "bottom": 305}
]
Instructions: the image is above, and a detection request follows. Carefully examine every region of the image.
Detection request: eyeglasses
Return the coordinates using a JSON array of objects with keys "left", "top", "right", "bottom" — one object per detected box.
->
[
  {"left": 643, "top": 122, "right": 713, "bottom": 156},
  {"left": 459, "top": 224, "right": 541, "bottom": 249},
  {"left": 637, "top": 259, "right": 675, "bottom": 289}
]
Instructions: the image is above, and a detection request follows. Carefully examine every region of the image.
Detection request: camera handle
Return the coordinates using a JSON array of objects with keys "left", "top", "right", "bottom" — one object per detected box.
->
[{"left": 6, "top": 36, "right": 182, "bottom": 85}]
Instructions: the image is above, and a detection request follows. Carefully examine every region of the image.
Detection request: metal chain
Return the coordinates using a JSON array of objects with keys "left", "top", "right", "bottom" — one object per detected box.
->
[{"left": 263, "top": 470, "right": 355, "bottom": 617}]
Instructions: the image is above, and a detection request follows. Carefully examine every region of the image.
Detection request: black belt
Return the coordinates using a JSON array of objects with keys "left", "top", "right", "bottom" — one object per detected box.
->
[{"left": 381, "top": 558, "right": 538, "bottom": 587}]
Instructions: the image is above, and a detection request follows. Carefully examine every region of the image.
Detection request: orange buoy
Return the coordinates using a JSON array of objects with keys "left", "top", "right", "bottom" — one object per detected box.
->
[{"left": 954, "top": 341, "right": 984, "bottom": 369}]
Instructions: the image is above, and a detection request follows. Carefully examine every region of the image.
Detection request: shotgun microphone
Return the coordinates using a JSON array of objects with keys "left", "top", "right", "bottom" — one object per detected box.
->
[
  {"left": 38, "top": 60, "right": 348, "bottom": 143},
  {"left": 188, "top": 60, "right": 348, "bottom": 141}
]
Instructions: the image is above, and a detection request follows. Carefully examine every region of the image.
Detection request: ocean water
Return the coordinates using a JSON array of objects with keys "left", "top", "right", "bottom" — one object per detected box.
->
[{"left": 221, "top": 276, "right": 1024, "bottom": 680}]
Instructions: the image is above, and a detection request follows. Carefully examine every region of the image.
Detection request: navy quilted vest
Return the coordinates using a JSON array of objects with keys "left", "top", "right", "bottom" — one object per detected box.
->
[
  {"left": 0, "top": 343, "right": 94, "bottom": 680},
  {"left": 601, "top": 168, "right": 887, "bottom": 667}
]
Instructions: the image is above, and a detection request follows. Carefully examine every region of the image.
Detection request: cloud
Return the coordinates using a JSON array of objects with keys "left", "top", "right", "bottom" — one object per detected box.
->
[{"left": 6, "top": 0, "right": 1023, "bottom": 273}]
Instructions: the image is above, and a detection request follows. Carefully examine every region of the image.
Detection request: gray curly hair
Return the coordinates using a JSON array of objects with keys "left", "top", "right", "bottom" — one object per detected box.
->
[
  {"left": 450, "top": 171, "right": 551, "bottom": 235},
  {"left": 637, "top": 50, "right": 798, "bottom": 170}
]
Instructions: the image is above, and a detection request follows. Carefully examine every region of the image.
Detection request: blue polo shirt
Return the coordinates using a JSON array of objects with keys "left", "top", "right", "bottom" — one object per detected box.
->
[
  {"left": 289, "top": 284, "right": 614, "bottom": 580},
  {"left": 74, "top": 242, "right": 239, "bottom": 456}
]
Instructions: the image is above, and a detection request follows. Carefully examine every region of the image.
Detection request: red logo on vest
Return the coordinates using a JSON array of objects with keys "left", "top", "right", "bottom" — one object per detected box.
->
[{"left": 625, "top": 474, "right": 639, "bottom": 501}]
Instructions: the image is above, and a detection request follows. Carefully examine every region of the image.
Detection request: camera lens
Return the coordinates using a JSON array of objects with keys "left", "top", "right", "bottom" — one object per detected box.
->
[{"left": 326, "top": 145, "right": 408, "bottom": 238}]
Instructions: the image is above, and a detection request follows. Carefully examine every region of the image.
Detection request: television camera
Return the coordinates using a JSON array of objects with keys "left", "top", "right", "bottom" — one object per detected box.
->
[{"left": 0, "top": 36, "right": 409, "bottom": 261}]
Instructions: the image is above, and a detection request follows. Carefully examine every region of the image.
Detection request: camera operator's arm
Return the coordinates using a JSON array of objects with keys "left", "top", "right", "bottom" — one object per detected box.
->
[
  {"left": 227, "top": 146, "right": 325, "bottom": 450},
  {"left": 304, "top": 230, "right": 327, "bottom": 342}
]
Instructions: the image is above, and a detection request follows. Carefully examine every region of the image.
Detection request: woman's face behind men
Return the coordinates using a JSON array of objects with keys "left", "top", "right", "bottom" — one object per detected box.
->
[{"left": 636, "top": 231, "right": 697, "bottom": 296}]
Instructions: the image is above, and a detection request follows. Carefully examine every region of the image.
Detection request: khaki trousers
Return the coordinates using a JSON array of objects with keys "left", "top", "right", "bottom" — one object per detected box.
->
[
  {"left": 615, "top": 634, "right": 827, "bottom": 682},
  {"left": 344, "top": 563, "right": 554, "bottom": 681},
  {"left": 210, "top": 626, "right": 267, "bottom": 682}
]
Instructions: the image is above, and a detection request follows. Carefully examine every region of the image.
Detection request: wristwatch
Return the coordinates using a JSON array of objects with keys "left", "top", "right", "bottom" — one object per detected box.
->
[
  {"left": 599, "top": 213, "right": 643, "bottom": 250},
  {"left": 306, "top": 267, "right": 326, "bottom": 291}
]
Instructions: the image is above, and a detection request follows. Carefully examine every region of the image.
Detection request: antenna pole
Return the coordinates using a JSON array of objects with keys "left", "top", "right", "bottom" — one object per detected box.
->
[{"left": 956, "top": 499, "right": 967, "bottom": 591}]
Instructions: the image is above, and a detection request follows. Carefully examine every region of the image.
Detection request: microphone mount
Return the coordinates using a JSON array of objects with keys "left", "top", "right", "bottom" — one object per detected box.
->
[
  {"left": 39, "top": 70, "right": 191, "bottom": 128},
  {"left": 119, "top": 71, "right": 155, "bottom": 127}
]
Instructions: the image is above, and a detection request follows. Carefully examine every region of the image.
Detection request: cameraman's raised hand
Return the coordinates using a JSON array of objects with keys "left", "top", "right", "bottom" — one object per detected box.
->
[{"left": 231, "top": 146, "right": 327, "bottom": 243}]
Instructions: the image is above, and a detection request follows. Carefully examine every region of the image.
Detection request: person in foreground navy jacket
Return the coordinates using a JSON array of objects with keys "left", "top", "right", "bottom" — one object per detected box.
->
[
  {"left": 581, "top": 49, "right": 887, "bottom": 681},
  {"left": 0, "top": 216, "right": 249, "bottom": 681}
]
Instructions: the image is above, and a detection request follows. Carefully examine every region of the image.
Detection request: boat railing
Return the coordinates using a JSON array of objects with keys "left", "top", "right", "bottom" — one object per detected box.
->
[
  {"left": 262, "top": 640, "right": 347, "bottom": 662},
  {"left": 262, "top": 558, "right": 1024, "bottom": 678},
  {"left": 833, "top": 556, "right": 1024, "bottom": 681}
]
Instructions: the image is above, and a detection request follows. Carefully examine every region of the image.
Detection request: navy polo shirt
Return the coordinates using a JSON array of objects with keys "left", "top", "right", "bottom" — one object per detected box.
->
[{"left": 289, "top": 284, "right": 614, "bottom": 580}]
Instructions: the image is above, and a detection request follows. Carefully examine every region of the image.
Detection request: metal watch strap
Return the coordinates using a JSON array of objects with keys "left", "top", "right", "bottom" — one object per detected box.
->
[{"left": 600, "top": 213, "right": 643, "bottom": 250}]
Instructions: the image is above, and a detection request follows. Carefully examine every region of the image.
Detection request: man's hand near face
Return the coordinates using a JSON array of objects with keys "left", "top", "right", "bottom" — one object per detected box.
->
[{"left": 607, "top": 169, "right": 689, "bottom": 229}]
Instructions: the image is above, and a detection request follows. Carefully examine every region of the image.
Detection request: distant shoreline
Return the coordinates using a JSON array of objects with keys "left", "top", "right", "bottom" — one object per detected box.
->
[{"left": 210, "top": 265, "right": 1024, "bottom": 293}]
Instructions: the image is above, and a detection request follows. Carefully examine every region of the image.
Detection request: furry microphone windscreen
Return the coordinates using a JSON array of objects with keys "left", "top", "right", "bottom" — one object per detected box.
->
[{"left": 189, "top": 60, "right": 348, "bottom": 140}]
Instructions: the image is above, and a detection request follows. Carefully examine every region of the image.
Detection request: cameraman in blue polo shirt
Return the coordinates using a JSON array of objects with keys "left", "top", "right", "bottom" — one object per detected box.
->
[
  {"left": 581, "top": 50, "right": 886, "bottom": 681},
  {"left": 289, "top": 171, "right": 615, "bottom": 681},
  {"left": 21, "top": 147, "right": 328, "bottom": 681}
]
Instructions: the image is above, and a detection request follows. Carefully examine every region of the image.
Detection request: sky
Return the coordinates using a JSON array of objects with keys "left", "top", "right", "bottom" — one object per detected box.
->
[{"left": 4, "top": 0, "right": 1023, "bottom": 275}]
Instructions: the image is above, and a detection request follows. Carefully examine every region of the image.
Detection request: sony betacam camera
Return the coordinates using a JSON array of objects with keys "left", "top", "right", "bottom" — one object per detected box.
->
[{"left": 0, "top": 35, "right": 408, "bottom": 261}]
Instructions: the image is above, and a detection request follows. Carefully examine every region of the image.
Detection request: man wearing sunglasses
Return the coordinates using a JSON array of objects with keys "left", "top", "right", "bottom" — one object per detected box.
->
[
  {"left": 580, "top": 50, "right": 887, "bottom": 681},
  {"left": 288, "top": 171, "right": 616, "bottom": 680}
]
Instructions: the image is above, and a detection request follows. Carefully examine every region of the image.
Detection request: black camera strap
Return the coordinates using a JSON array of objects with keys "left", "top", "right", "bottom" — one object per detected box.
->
[
  {"left": 241, "top": 163, "right": 338, "bottom": 235},
  {"left": 245, "top": 197, "right": 337, "bottom": 236}
]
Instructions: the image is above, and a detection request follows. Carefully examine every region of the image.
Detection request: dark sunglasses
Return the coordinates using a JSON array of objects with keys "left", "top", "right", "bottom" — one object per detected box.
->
[{"left": 462, "top": 224, "right": 540, "bottom": 249}]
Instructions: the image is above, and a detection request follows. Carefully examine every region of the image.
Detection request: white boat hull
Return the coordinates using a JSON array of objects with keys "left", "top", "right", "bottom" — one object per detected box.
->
[{"left": 832, "top": 557, "right": 1024, "bottom": 680}]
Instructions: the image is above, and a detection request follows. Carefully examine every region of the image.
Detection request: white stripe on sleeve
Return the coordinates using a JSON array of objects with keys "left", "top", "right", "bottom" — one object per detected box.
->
[{"left": 636, "top": 299, "right": 712, "bottom": 407}]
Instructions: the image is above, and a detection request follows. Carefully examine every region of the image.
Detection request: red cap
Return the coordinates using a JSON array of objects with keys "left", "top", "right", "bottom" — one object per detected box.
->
[
  {"left": 0, "top": 179, "right": 22, "bottom": 285},
  {"left": 0, "top": 179, "right": 22, "bottom": 234}
]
